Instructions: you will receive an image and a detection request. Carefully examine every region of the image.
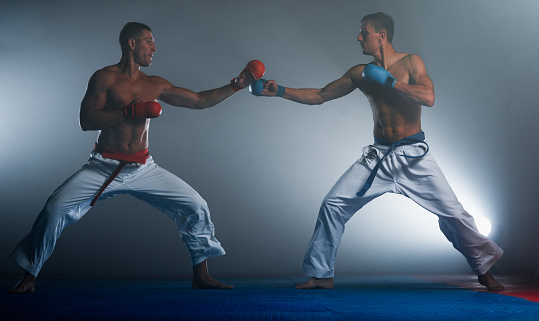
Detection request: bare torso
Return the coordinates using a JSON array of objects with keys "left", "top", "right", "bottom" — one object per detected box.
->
[
  {"left": 81, "top": 57, "right": 248, "bottom": 154},
  {"left": 357, "top": 54, "right": 422, "bottom": 142},
  {"left": 94, "top": 65, "right": 166, "bottom": 154}
]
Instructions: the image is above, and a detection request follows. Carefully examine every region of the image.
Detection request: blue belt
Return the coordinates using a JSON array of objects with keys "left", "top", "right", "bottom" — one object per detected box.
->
[{"left": 356, "top": 131, "right": 429, "bottom": 197}]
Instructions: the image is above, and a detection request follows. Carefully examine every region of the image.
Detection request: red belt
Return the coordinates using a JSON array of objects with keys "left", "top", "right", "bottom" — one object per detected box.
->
[{"left": 90, "top": 143, "right": 150, "bottom": 206}]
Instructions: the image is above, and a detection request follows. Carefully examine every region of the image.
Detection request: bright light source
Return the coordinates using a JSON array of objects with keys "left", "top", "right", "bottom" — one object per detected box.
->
[{"left": 474, "top": 216, "right": 492, "bottom": 236}]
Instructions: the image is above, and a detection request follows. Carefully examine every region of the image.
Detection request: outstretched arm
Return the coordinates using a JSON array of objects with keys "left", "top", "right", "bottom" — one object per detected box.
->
[
  {"left": 159, "top": 60, "right": 264, "bottom": 109},
  {"left": 159, "top": 81, "right": 237, "bottom": 110},
  {"left": 259, "top": 67, "right": 359, "bottom": 105}
]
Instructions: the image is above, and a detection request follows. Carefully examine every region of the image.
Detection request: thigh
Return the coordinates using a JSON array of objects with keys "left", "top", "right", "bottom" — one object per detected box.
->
[
  {"left": 124, "top": 163, "right": 207, "bottom": 213},
  {"left": 42, "top": 162, "right": 107, "bottom": 220},
  {"left": 397, "top": 153, "right": 463, "bottom": 216},
  {"left": 323, "top": 155, "right": 390, "bottom": 222},
  {"left": 49, "top": 164, "right": 110, "bottom": 205}
]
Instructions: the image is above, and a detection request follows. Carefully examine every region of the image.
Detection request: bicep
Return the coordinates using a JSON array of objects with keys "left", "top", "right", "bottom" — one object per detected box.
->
[
  {"left": 406, "top": 55, "right": 435, "bottom": 106},
  {"left": 318, "top": 72, "right": 357, "bottom": 102},
  {"left": 80, "top": 72, "right": 108, "bottom": 116},
  {"left": 158, "top": 81, "right": 201, "bottom": 109},
  {"left": 410, "top": 55, "right": 433, "bottom": 89},
  {"left": 78, "top": 69, "right": 128, "bottom": 130}
]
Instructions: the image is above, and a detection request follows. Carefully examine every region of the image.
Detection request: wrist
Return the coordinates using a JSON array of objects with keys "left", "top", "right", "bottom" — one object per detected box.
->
[
  {"left": 276, "top": 85, "right": 285, "bottom": 97},
  {"left": 230, "top": 78, "right": 242, "bottom": 92},
  {"left": 122, "top": 105, "right": 132, "bottom": 118},
  {"left": 385, "top": 77, "right": 396, "bottom": 88}
]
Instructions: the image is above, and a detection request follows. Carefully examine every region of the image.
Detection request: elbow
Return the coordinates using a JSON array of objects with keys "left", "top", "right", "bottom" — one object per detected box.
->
[
  {"left": 79, "top": 117, "right": 96, "bottom": 131},
  {"left": 79, "top": 119, "right": 90, "bottom": 131},
  {"left": 80, "top": 122, "right": 92, "bottom": 131},
  {"left": 307, "top": 95, "right": 326, "bottom": 106},
  {"left": 192, "top": 103, "right": 211, "bottom": 110},
  {"left": 424, "top": 92, "right": 435, "bottom": 107},
  {"left": 79, "top": 113, "right": 93, "bottom": 131},
  {"left": 192, "top": 96, "right": 214, "bottom": 110},
  {"left": 308, "top": 100, "right": 324, "bottom": 106},
  {"left": 310, "top": 91, "right": 333, "bottom": 105}
]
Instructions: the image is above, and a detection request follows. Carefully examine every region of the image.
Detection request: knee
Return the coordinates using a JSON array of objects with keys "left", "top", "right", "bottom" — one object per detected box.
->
[
  {"left": 188, "top": 193, "right": 209, "bottom": 214},
  {"left": 175, "top": 193, "right": 210, "bottom": 222},
  {"left": 318, "top": 197, "right": 341, "bottom": 220},
  {"left": 320, "top": 195, "right": 342, "bottom": 213},
  {"left": 41, "top": 196, "right": 82, "bottom": 225},
  {"left": 175, "top": 197, "right": 213, "bottom": 233},
  {"left": 318, "top": 195, "right": 360, "bottom": 225},
  {"left": 438, "top": 213, "right": 477, "bottom": 233}
]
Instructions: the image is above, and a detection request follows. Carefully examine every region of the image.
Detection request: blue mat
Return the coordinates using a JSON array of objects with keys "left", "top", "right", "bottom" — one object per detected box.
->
[{"left": 2, "top": 276, "right": 539, "bottom": 320}]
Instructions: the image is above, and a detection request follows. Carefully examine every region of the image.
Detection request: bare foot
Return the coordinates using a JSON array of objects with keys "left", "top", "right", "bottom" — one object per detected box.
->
[
  {"left": 192, "top": 275, "right": 233, "bottom": 289},
  {"left": 8, "top": 272, "right": 36, "bottom": 294},
  {"left": 191, "top": 260, "right": 233, "bottom": 289},
  {"left": 478, "top": 272, "right": 505, "bottom": 291},
  {"left": 296, "top": 277, "right": 334, "bottom": 289}
]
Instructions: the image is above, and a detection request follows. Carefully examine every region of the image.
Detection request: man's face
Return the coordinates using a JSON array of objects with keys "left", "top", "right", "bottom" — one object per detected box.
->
[
  {"left": 357, "top": 22, "right": 380, "bottom": 56},
  {"left": 133, "top": 30, "right": 156, "bottom": 67}
]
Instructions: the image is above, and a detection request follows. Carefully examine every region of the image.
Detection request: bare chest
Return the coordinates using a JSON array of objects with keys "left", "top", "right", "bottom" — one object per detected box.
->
[
  {"left": 107, "top": 77, "right": 161, "bottom": 107},
  {"left": 388, "top": 63, "right": 411, "bottom": 84}
]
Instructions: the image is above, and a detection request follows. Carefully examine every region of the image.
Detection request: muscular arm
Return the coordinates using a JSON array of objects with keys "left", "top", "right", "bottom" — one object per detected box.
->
[
  {"left": 267, "top": 68, "right": 358, "bottom": 105},
  {"left": 158, "top": 70, "right": 255, "bottom": 110},
  {"left": 79, "top": 70, "right": 125, "bottom": 131},
  {"left": 392, "top": 55, "right": 435, "bottom": 107},
  {"left": 158, "top": 80, "right": 236, "bottom": 110}
]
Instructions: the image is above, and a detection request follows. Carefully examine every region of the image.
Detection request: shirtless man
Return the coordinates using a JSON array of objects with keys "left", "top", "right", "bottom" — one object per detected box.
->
[
  {"left": 256, "top": 12, "right": 504, "bottom": 291},
  {"left": 8, "top": 22, "right": 264, "bottom": 293}
]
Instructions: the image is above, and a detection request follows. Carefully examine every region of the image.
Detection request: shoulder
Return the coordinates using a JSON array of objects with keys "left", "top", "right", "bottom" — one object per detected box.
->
[
  {"left": 408, "top": 54, "right": 426, "bottom": 66},
  {"left": 348, "top": 63, "right": 368, "bottom": 73},
  {"left": 93, "top": 65, "right": 120, "bottom": 78},
  {"left": 403, "top": 54, "right": 429, "bottom": 77},
  {"left": 345, "top": 63, "right": 369, "bottom": 80},
  {"left": 397, "top": 54, "right": 432, "bottom": 87},
  {"left": 89, "top": 65, "right": 119, "bottom": 86},
  {"left": 144, "top": 75, "right": 175, "bottom": 93},
  {"left": 85, "top": 66, "right": 120, "bottom": 93},
  {"left": 346, "top": 63, "right": 379, "bottom": 88},
  {"left": 391, "top": 54, "right": 429, "bottom": 79},
  {"left": 398, "top": 54, "right": 427, "bottom": 68},
  {"left": 146, "top": 74, "right": 171, "bottom": 85}
]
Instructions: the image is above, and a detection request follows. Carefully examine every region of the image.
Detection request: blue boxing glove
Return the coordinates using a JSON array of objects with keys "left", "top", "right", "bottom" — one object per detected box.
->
[
  {"left": 250, "top": 79, "right": 286, "bottom": 97},
  {"left": 249, "top": 78, "right": 265, "bottom": 96},
  {"left": 362, "top": 64, "right": 396, "bottom": 88}
]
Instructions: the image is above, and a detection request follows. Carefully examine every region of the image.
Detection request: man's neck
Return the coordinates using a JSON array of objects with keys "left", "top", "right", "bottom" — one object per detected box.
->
[
  {"left": 117, "top": 57, "right": 141, "bottom": 80},
  {"left": 373, "top": 43, "right": 398, "bottom": 69}
]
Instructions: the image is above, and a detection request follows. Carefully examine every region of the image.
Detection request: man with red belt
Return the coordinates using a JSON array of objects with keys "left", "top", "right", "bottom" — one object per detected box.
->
[{"left": 8, "top": 22, "right": 265, "bottom": 293}]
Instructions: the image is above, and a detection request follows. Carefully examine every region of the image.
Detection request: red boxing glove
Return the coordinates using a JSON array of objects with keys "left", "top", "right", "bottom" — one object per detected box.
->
[
  {"left": 122, "top": 101, "right": 162, "bottom": 119},
  {"left": 243, "top": 60, "right": 265, "bottom": 79},
  {"left": 230, "top": 60, "right": 266, "bottom": 92}
]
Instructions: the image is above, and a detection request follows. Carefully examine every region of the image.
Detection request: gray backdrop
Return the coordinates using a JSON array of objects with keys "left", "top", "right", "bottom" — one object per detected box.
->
[{"left": 2, "top": 0, "right": 538, "bottom": 278}]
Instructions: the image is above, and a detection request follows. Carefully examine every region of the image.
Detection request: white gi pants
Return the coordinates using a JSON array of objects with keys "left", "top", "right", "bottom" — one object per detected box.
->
[
  {"left": 302, "top": 141, "right": 503, "bottom": 278},
  {"left": 11, "top": 151, "right": 226, "bottom": 277}
]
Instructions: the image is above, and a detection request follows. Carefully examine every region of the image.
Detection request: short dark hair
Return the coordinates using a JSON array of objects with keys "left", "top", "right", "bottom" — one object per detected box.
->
[
  {"left": 361, "top": 12, "right": 395, "bottom": 43},
  {"left": 119, "top": 22, "right": 152, "bottom": 53}
]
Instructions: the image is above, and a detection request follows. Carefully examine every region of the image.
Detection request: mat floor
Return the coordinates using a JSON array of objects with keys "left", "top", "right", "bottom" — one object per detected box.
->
[{"left": 2, "top": 274, "right": 539, "bottom": 321}]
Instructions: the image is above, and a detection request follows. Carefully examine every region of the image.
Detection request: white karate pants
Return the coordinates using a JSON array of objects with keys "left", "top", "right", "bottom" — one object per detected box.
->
[
  {"left": 302, "top": 142, "right": 503, "bottom": 278},
  {"left": 11, "top": 151, "right": 225, "bottom": 276}
]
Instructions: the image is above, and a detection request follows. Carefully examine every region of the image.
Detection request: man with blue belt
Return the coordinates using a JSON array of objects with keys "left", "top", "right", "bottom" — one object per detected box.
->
[{"left": 255, "top": 12, "right": 504, "bottom": 291}]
